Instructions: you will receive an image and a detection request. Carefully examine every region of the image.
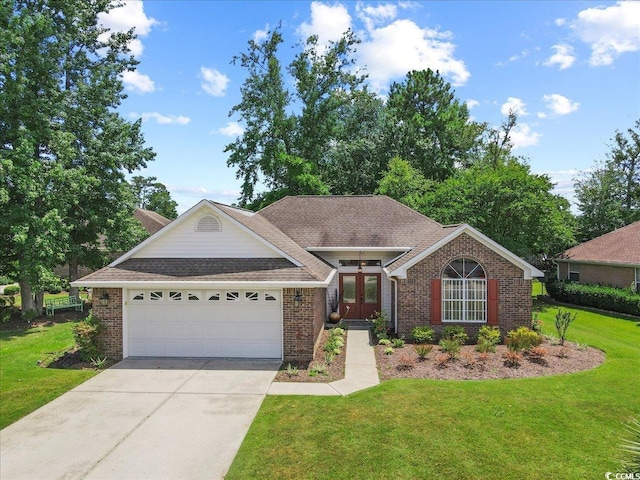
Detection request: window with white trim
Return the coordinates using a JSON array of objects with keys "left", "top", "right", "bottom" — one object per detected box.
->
[
  {"left": 188, "top": 292, "right": 200, "bottom": 301},
  {"left": 442, "top": 258, "right": 487, "bottom": 323},
  {"left": 149, "top": 291, "right": 163, "bottom": 301},
  {"left": 265, "top": 293, "right": 278, "bottom": 302},
  {"left": 226, "top": 291, "right": 239, "bottom": 301},
  {"left": 207, "top": 292, "right": 220, "bottom": 301},
  {"left": 568, "top": 263, "right": 580, "bottom": 282},
  {"left": 245, "top": 291, "right": 258, "bottom": 301},
  {"left": 131, "top": 292, "right": 144, "bottom": 301},
  {"left": 169, "top": 291, "right": 182, "bottom": 301}
]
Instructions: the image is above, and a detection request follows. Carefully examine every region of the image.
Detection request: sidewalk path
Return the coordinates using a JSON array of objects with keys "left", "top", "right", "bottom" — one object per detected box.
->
[{"left": 267, "top": 328, "right": 380, "bottom": 396}]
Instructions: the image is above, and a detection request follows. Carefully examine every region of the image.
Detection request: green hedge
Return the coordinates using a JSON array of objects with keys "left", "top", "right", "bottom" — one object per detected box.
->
[
  {"left": 546, "top": 278, "right": 640, "bottom": 316},
  {"left": 3, "top": 285, "right": 20, "bottom": 296}
]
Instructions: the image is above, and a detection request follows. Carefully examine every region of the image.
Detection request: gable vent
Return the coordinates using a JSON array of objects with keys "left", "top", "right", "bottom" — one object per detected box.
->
[{"left": 196, "top": 215, "right": 222, "bottom": 232}]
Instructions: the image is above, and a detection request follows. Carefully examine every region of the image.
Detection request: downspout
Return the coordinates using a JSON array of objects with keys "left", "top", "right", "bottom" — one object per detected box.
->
[{"left": 390, "top": 277, "right": 398, "bottom": 333}]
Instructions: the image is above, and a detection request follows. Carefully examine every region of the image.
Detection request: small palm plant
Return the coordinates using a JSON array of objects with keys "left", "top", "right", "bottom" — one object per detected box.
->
[{"left": 620, "top": 418, "right": 640, "bottom": 474}]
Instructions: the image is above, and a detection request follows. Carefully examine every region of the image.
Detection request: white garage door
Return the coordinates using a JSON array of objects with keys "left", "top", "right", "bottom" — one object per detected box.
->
[{"left": 126, "top": 289, "right": 282, "bottom": 358}]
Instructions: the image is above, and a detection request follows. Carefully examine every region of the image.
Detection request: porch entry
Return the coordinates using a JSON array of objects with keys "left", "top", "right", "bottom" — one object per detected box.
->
[{"left": 339, "top": 273, "right": 381, "bottom": 319}]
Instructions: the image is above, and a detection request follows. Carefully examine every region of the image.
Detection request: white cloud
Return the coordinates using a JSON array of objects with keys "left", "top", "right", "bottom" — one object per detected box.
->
[
  {"left": 571, "top": 1, "right": 640, "bottom": 66},
  {"left": 466, "top": 99, "right": 479, "bottom": 109},
  {"left": 544, "top": 44, "right": 576, "bottom": 70},
  {"left": 359, "top": 19, "right": 470, "bottom": 91},
  {"left": 510, "top": 123, "right": 541, "bottom": 149},
  {"left": 298, "top": 2, "right": 352, "bottom": 46},
  {"left": 356, "top": 2, "right": 398, "bottom": 30},
  {"left": 501, "top": 97, "right": 528, "bottom": 116},
  {"left": 98, "top": 1, "right": 158, "bottom": 57},
  {"left": 555, "top": 18, "right": 567, "bottom": 27},
  {"left": 200, "top": 67, "right": 229, "bottom": 97},
  {"left": 543, "top": 94, "right": 580, "bottom": 115},
  {"left": 122, "top": 70, "right": 155, "bottom": 94},
  {"left": 253, "top": 24, "right": 270, "bottom": 43},
  {"left": 135, "top": 112, "right": 191, "bottom": 125},
  {"left": 217, "top": 122, "right": 245, "bottom": 137}
]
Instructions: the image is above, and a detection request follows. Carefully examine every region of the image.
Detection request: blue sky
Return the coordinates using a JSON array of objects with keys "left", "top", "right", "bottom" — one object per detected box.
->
[{"left": 99, "top": 1, "right": 640, "bottom": 214}]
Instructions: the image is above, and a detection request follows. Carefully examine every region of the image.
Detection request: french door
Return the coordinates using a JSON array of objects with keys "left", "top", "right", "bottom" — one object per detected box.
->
[{"left": 339, "top": 273, "right": 381, "bottom": 319}]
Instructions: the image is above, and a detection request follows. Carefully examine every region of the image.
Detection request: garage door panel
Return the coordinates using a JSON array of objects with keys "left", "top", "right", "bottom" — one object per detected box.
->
[{"left": 127, "top": 290, "right": 282, "bottom": 358}]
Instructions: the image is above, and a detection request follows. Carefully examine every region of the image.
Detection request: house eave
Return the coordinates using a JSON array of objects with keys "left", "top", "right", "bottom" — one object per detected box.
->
[
  {"left": 71, "top": 279, "right": 333, "bottom": 290},
  {"left": 554, "top": 258, "right": 640, "bottom": 269},
  {"left": 307, "top": 246, "right": 412, "bottom": 252}
]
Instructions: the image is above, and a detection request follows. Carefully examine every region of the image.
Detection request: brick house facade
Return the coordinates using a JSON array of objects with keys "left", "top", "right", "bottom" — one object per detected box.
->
[{"left": 396, "top": 233, "right": 532, "bottom": 339}]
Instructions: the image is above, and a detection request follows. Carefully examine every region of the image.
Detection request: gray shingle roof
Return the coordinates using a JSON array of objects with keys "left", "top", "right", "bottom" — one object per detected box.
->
[
  {"left": 81, "top": 258, "right": 316, "bottom": 283},
  {"left": 257, "top": 195, "right": 444, "bottom": 248},
  {"left": 134, "top": 208, "right": 171, "bottom": 235},
  {"left": 557, "top": 220, "right": 640, "bottom": 266}
]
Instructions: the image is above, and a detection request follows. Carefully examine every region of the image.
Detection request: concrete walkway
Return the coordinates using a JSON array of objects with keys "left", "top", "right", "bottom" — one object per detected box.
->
[{"left": 267, "top": 328, "right": 380, "bottom": 396}]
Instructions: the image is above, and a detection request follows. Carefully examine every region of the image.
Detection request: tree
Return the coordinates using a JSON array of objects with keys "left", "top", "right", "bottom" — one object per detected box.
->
[
  {"left": 1, "top": 0, "right": 154, "bottom": 312},
  {"left": 384, "top": 69, "right": 485, "bottom": 181},
  {"left": 575, "top": 119, "right": 640, "bottom": 241},
  {"left": 130, "top": 176, "right": 178, "bottom": 219},
  {"left": 421, "top": 159, "right": 576, "bottom": 259},
  {"left": 375, "top": 157, "right": 432, "bottom": 210}
]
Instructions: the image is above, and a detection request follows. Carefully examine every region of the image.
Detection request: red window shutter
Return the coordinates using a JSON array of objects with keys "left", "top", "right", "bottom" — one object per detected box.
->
[
  {"left": 487, "top": 279, "right": 499, "bottom": 326},
  {"left": 431, "top": 279, "right": 442, "bottom": 325}
]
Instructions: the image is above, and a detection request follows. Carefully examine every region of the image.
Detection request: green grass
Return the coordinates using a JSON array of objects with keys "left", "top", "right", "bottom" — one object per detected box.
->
[
  {"left": 0, "top": 321, "right": 97, "bottom": 429},
  {"left": 532, "top": 279, "right": 546, "bottom": 296},
  {"left": 227, "top": 304, "right": 640, "bottom": 479}
]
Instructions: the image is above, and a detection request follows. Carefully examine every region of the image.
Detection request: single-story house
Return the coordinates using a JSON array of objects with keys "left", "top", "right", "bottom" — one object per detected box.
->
[
  {"left": 555, "top": 220, "right": 640, "bottom": 292},
  {"left": 74, "top": 196, "right": 542, "bottom": 362}
]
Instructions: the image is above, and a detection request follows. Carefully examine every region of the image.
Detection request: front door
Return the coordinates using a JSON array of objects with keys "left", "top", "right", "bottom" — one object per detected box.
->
[{"left": 339, "top": 273, "right": 381, "bottom": 319}]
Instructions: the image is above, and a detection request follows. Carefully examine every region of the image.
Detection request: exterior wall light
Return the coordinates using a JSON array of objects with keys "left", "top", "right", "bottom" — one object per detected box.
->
[
  {"left": 294, "top": 289, "right": 302, "bottom": 308},
  {"left": 100, "top": 291, "right": 110, "bottom": 306}
]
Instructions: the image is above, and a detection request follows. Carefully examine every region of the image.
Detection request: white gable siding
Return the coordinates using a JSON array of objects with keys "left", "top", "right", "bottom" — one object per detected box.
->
[
  {"left": 315, "top": 250, "right": 405, "bottom": 318},
  {"left": 133, "top": 208, "right": 281, "bottom": 259}
]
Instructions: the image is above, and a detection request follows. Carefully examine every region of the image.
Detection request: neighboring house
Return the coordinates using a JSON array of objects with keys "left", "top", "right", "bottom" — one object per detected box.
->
[
  {"left": 74, "top": 196, "right": 542, "bottom": 362},
  {"left": 555, "top": 220, "right": 640, "bottom": 292},
  {"left": 54, "top": 208, "right": 171, "bottom": 279}
]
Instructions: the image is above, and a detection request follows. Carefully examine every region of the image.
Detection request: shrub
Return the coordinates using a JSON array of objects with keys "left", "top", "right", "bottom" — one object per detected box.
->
[
  {"left": 554, "top": 309, "right": 576, "bottom": 346},
  {"left": 396, "top": 353, "right": 415, "bottom": 370},
  {"left": 475, "top": 339, "right": 496, "bottom": 353},
  {"left": 503, "top": 350, "right": 522, "bottom": 368},
  {"left": 546, "top": 278, "right": 640, "bottom": 316},
  {"left": 3, "top": 285, "right": 20, "bottom": 296},
  {"left": 414, "top": 344, "right": 433, "bottom": 360},
  {"left": 528, "top": 346, "right": 548, "bottom": 364},
  {"left": 324, "top": 352, "right": 336, "bottom": 364},
  {"left": 620, "top": 418, "right": 640, "bottom": 474},
  {"left": 309, "top": 361, "right": 328, "bottom": 376},
  {"left": 531, "top": 313, "right": 543, "bottom": 333},
  {"left": 90, "top": 357, "right": 108, "bottom": 370},
  {"left": 330, "top": 327, "right": 345, "bottom": 337},
  {"left": 438, "top": 338, "right": 461, "bottom": 359},
  {"left": 477, "top": 325, "right": 501, "bottom": 346},
  {"left": 384, "top": 346, "right": 394, "bottom": 355},
  {"left": 323, "top": 336, "right": 342, "bottom": 355},
  {"left": 391, "top": 338, "right": 405, "bottom": 348},
  {"left": 411, "top": 326, "right": 435, "bottom": 344},
  {"left": 506, "top": 327, "right": 543, "bottom": 352},
  {"left": 285, "top": 363, "right": 299, "bottom": 377},
  {"left": 46, "top": 285, "right": 62, "bottom": 294},
  {"left": 370, "top": 310, "right": 390, "bottom": 340},
  {"left": 442, "top": 325, "right": 468, "bottom": 345},
  {"left": 477, "top": 352, "right": 490, "bottom": 364},
  {"left": 0, "top": 276, "right": 14, "bottom": 285},
  {"left": 378, "top": 338, "right": 391, "bottom": 346},
  {"left": 556, "top": 346, "right": 570, "bottom": 358},
  {"left": 72, "top": 312, "right": 103, "bottom": 361}
]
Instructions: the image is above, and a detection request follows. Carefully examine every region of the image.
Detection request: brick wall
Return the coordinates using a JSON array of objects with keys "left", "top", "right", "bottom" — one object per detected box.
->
[
  {"left": 397, "top": 233, "right": 532, "bottom": 340},
  {"left": 557, "top": 261, "right": 635, "bottom": 289},
  {"left": 282, "top": 287, "right": 326, "bottom": 362},
  {"left": 92, "top": 288, "right": 123, "bottom": 359}
]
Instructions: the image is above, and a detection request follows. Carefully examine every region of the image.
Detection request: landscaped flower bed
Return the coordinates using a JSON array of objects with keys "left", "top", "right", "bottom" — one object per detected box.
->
[
  {"left": 375, "top": 339, "right": 605, "bottom": 381},
  {"left": 274, "top": 327, "right": 347, "bottom": 383}
]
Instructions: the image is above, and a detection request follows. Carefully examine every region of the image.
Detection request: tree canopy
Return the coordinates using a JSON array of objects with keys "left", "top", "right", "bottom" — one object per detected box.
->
[
  {"left": 130, "top": 176, "right": 179, "bottom": 220},
  {"left": 1, "top": 0, "right": 154, "bottom": 312}
]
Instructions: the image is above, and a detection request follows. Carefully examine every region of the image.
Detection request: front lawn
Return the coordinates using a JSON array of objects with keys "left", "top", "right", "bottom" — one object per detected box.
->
[
  {"left": 0, "top": 321, "right": 97, "bottom": 429},
  {"left": 227, "top": 304, "right": 640, "bottom": 479}
]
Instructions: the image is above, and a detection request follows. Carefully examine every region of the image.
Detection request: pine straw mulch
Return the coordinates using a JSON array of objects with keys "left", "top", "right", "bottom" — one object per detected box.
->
[
  {"left": 375, "top": 340, "right": 605, "bottom": 381},
  {"left": 274, "top": 328, "right": 346, "bottom": 383}
]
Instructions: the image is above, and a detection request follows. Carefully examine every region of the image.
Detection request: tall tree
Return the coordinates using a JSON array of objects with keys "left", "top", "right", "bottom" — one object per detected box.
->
[
  {"left": 575, "top": 119, "right": 640, "bottom": 241},
  {"left": 1, "top": 0, "right": 154, "bottom": 312},
  {"left": 375, "top": 157, "right": 433, "bottom": 210},
  {"left": 130, "top": 175, "right": 178, "bottom": 219},
  {"left": 384, "top": 69, "right": 485, "bottom": 181},
  {"left": 225, "top": 26, "right": 294, "bottom": 206}
]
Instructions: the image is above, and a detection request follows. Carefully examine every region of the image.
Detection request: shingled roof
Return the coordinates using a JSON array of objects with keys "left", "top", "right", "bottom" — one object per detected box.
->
[
  {"left": 257, "top": 195, "right": 444, "bottom": 248},
  {"left": 134, "top": 208, "right": 171, "bottom": 235},
  {"left": 557, "top": 220, "right": 640, "bottom": 266}
]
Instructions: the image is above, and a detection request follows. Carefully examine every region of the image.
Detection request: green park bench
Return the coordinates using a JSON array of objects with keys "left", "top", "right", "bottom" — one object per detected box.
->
[{"left": 45, "top": 295, "right": 84, "bottom": 316}]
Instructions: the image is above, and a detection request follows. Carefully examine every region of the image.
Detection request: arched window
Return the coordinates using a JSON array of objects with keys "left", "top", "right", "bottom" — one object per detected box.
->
[
  {"left": 441, "top": 258, "right": 487, "bottom": 322},
  {"left": 196, "top": 215, "right": 221, "bottom": 232}
]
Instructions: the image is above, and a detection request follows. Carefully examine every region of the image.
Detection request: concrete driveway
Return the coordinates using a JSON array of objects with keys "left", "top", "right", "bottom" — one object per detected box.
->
[{"left": 0, "top": 358, "right": 280, "bottom": 480}]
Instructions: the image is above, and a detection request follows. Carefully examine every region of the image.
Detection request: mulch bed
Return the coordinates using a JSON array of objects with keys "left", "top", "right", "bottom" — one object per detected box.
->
[
  {"left": 375, "top": 341, "right": 605, "bottom": 381},
  {"left": 274, "top": 328, "right": 346, "bottom": 383},
  {"left": 0, "top": 309, "right": 89, "bottom": 332}
]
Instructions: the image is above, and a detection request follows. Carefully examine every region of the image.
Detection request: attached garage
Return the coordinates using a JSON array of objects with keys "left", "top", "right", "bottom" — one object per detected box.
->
[{"left": 125, "top": 288, "right": 282, "bottom": 358}]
